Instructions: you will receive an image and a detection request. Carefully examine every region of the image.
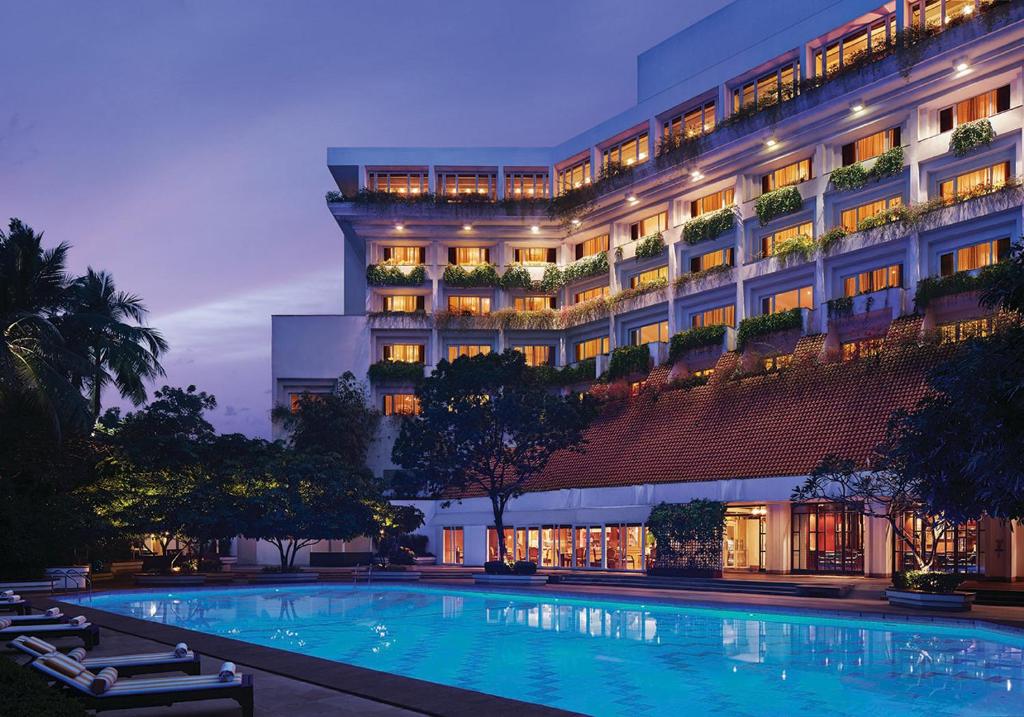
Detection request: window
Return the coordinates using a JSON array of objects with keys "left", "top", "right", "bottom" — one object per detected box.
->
[
  {"left": 487, "top": 526, "right": 515, "bottom": 561},
  {"left": 894, "top": 513, "right": 983, "bottom": 574},
  {"left": 840, "top": 196, "right": 903, "bottom": 232},
  {"left": 383, "top": 394, "right": 420, "bottom": 416},
  {"left": 761, "top": 159, "right": 812, "bottom": 193},
  {"left": 381, "top": 246, "right": 425, "bottom": 265},
  {"left": 556, "top": 157, "right": 592, "bottom": 195},
  {"left": 575, "top": 336, "right": 609, "bottom": 361},
  {"left": 442, "top": 527, "right": 464, "bottom": 565},
  {"left": 760, "top": 221, "right": 813, "bottom": 258},
  {"left": 693, "top": 368, "right": 714, "bottom": 378},
  {"left": 602, "top": 131, "right": 649, "bottom": 169},
  {"left": 605, "top": 524, "right": 644, "bottom": 570},
  {"left": 690, "top": 187, "right": 735, "bottom": 218},
  {"left": 841, "top": 127, "right": 901, "bottom": 166},
  {"left": 663, "top": 100, "right": 716, "bottom": 141},
  {"left": 504, "top": 170, "right": 550, "bottom": 198},
  {"left": 575, "top": 234, "right": 610, "bottom": 259},
  {"left": 630, "top": 266, "right": 668, "bottom": 288},
  {"left": 447, "top": 344, "right": 491, "bottom": 361},
  {"left": 762, "top": 354, "right": 792, "bottom": 372},
  {"left": 939, "top": 238, "right": 1010, "bottom": 276},
  {"left": 841, "top": 339, "right": 884, "bottom": 361},
  {"left": 691, "top": 304, "right": 735, "bottom": 328},
  {"left": 630, "top": 321, "right": 669, "bottom": 345},
  {"left": 383, "top": 295, "right": 425, "bottom": 313},
  {"left": 733, "top": 60, "right": 799, "bottom": 111},
  {"left": 574, "top": 285, "right": 609, "bottom": 304},
  {"left": 447, "top": 295, "right": 491, "bottom": 315},
  {"left": 912, "top": 0, "right": 980, "bottom": 29},
  {"left": 939, "top": 318, "right": 992, "bottom": 344},
  {"left": 513, "top": 345, "right": 553, "bottom": 366},
  {"left": 366, "top": 170, "right": 428, "bottom": 195},
  {"left": 382, "top": 344, "right": 425, "bottom": 363},
  {"left": 288, "top": 391, "right": 324, "bottom": 413},
  {"left": 513, "top": 247, "right": 556, "bottom": 264},
  {"left": 813, "top": 14, "right": 895, "bottom": 80},
  {"left": 938, "top": 162, "right": 1010, "bottom": 202},
  {"left": 689, "top": 248, "right": 734, "bottom": 273},
  {"left": 540, "top": 525, "right": 574, "bottom": 568},
  {"left": 448, "top": 247, "right": 490, "bottom": 266},
  {"left": 629, "top": 211, "right": 668, "bottom": 241},
  {"left": 514, "top": 296, "right": 555, "bottom": 311},
  {"left": 843, "top": 263, "right": 903, "bottom": 296},
  {"left": 436, "top": 171, "right": 497, "bottom": 199},
  {"left": 761, "top": 286, "right": 813, "bottom": 314},
  {"left": 939, "top": 85, "right": 1011, "bottom": 132}
]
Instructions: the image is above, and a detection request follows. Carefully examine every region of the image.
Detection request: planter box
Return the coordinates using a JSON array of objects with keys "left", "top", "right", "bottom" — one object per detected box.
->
[
  {"left": 134, "top": 574, "right": 207, "bottom": 587},
  {"left": 218, "top": 556, "right": 238, "bottom": 572},
  {"left": 472, "top": 574, "right": 549, "bottom": 586},
  {"left": 885, "top": 589, "right": 974, "bottom": 611},
  {"left": 248, "top": 572, "right": 319, "bottom": 584},
  {"left": 413, "top": 556, "right": 437, "bottom": 566},
  {"left": 110, "top": 561, "right": 144, "bottom": 576}
]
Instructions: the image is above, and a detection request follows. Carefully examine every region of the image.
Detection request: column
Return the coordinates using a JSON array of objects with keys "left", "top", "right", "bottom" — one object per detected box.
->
[
  {"left": 764, "top": 502, "right": 791, "bottom": 574},
  {"left": 667, "top": 228, "right": 680, "bottom": 336},
  {"left": 863, "top": 514, "right": 892, "bottom": 578},
  {"left": 717, "top": 83, "right": 729, "bottom": 123},
  {"left": 496, "top": 165, "right": 506, "bottom": 200}
]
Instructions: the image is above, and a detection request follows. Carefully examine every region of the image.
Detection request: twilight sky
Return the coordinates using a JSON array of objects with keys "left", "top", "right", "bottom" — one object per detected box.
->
[{"left": 1, "top": 0, "right": 727, "bottom": 437}]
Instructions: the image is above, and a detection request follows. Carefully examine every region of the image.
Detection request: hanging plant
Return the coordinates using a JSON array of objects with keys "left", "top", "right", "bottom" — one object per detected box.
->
[
  {"left": 736, "top": 308, "right": 803, "bottom": 350},
  {"left": 826, "top": 296, "right": 854, "bottom": 319},
  {"left": 634, "top": 232, "right": 666, "bottom": 259},
  {"left": 868, "top": 146, "right": 904, "bottom": 180},
  {"left": 830, "top": 163, "right": 868, "bottom": 191},
  {"left": 682, "top": 207, "right": 735, "bottom": 245},
  {"left": 950, "top": 119, "right": 995, "bottom": 157},
  {"left": 442, "top": 264, "right": 500, "bottom": 288},
  {"left": 499, "top": 265, "right": 535, "bottom": 290},
  {"left": 772, "top": 234, "right": 815, "bottom": 263},
  {"left": 607, "top": 344, "right": 651, "bottom": 380},
  {"left": 755, "top": 186, "right": 803, "bottom": 225},
  {"left": 668, "top": 325, "right": 726, "bottom": 363},
  {"left": 366, "top": 264, "right": 426, "bottom": 287},
  {"left": 816, "top": 227, "right": 848, "bottom": 254}
]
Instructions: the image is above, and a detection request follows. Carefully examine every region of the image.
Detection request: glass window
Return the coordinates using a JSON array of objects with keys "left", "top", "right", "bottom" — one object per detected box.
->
[
  {"left": 381, "top": 246, "right": 425, "bottom": 265},
  {"left": 763, "top": 354, "right": 793, "bottom": 371},
  {"left": 691, "top": 304, "right": 735, "bottom": 328},
  {"left": 842, "top": 127, "right": 900, "bottom": 166},
  {"left": 574, "top": 336, "right": 609, "bottom": 361},
  {"left": 940, "top": 85, "right": 1011, "bottom": 131},
  {"left": 938, "top": 162, "right": 1010, "bottom": 202},
  {"left": 663, "top": 100, "right": 716, "bottom": 141},
  {"left": 791, "top": 503, "right": 864, "bottom": 574},
  {"left": 939, "top": 318, "right": 992, "bottom": 344},
  {"left": 732, "top": 60, "right": 798, "bottom": 110},
  {"left": 629, "top": 211, "right": 668, "bottom": 241},
  {"left": 842, "top": 263, "right": 903, "bottom": 296},
  {"left": 761, "top": 286, "right": 813, "bottom": 314},
  {"left": 939, "top": 238, "right": 1010, "bottom": 275},
  {"left": 366, "top": 170, "right": 428, "bottom": 195},
  {"left": 504, "top": 170, "right": 550, "bottom": 199},
  {"left": 447, "top": 295, "right": 491, "bottom": 315},
  {"left": 383, "top": 295, "right": 423, "bottom": 313},
  {"left": 513, "top": 345, "right": 554, "bottom": 367},
  {"left": 630, "top": 321, "right": 669, "bottom": 346},
  {"left": 893, "top": 514, "right": 983, "bottom": 574},
  {"left": 486, "top": 526, "right": 515, "bottom": 561},
  {"left": 760, "top": 221, "right": 813, "bottom": 258},
  {"left": 689, "top": 248, "right": 734, "bottom": 272},
  {"left": 840, "top": 195, "right": 902, "bottom": 232},
  {"left": 556, "top": 157, "right": 592, "bottom": 195},
  {"left": 690, "top": 188, "right": 735, "bottom": 217},
  {"left": 761, "top": 158, "right": 812, "bottom": 193},
  {"left": 602, "top": 131, "right": 649, "bottom": 169},
  {"left": 574, "top": 286, "right": 609, "bottom": 304},
  {"left": 436, "top": 171, "right": 496, "bottom": 199},
  {"left": 382, "top": 344, "right": 424, "bottom": 363},
  {"left": 513, "top": 247, "right": 554, "bottom": 264},
  {"left": 630, "top": 266, "right": 668, "bottom": 288},
  {"left": 447, "top": 344, "right": 491, "bottom": 361},
  {"left": 382, "top": 394, "right": 420, "bottom": 416},
  {"left": 539, "top": 526, "right": 574, "bottom": 568},
  {"left": 514, "top": 296, "right": 555, "bottom": 312},
  {"left": 576, "top": 234, "right": 610, "bottom": 259},
  {"left": 450, "top": 247, "right": 489, "bottom": 266},
  {"left": 912, "top": 0, "right": 977, "bottom": 28},
  {"left": 841, "top": 338, "right": 884, "bottom": 361},
  {"left": 442, "top": 527, "right": 464, "bottom": 565}
]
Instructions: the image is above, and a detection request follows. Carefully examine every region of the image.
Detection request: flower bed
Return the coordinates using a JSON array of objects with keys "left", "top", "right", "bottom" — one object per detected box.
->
[
  {"left": 914, "top": 261, "right": 1009, "bottom": 310},
  {"left": 608, "top": 278, "right": 668, "bottom": 310}
]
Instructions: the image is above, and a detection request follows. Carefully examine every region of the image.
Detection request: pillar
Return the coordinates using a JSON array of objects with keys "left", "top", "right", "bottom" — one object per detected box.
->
[
  {"left": 764, "top": 501, "right": 791, "bottom": 574},
  {"left": 863, "top": 515, "right": 892, "bottom": 578}
]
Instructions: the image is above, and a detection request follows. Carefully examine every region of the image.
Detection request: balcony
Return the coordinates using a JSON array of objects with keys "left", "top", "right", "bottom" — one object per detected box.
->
[
  {"left": 608, "top": 280, "right": 669, "bottom": 315},
  {"left": 367, "top": 360, "right": 427, "bottom": 384},
  {"left": 366, "top": 311, "right": 433, "bottom": 330},
  {"left": 736, "top": 307, "right": 815, "bottom": 358},
  {"left": 675, "top": 266, "right": 735, "bottom": 297},
  {"left": 824, "top": 288, "right": 907, "bottom": 343}
]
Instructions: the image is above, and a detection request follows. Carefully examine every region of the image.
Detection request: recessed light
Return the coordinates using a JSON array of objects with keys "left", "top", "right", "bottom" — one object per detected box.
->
[
  {"left": 394, "top": 223, "right": 405, "bottom": 231},
  {"left": 953, "top": 57, "right": 970, "bottom": 72},
  {"left": 626, "top": 193, "right": 638, "bottom": 203},
  {"left": 530, "top": 225, "right": 540, "bottom": 234},
  {"left": 850, "top": 101, "right": 864, "bottom": 113},
  {"left": 765, "top": 137, "right": 778, "bottom": 148},
  {"left": 571, "top": 218, "right": 581, "bottom": 227},
  {"left": 462, "top": 224, "right": 473, "bottom": 231},
  {"left": 690, "top": 170, "right": 704, "bottom": 181}
]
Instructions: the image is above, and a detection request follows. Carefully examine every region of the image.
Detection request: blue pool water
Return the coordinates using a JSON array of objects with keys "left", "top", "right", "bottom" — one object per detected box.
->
[{"left": 68, "top": 585, "right": 1023, "bottom": 716}]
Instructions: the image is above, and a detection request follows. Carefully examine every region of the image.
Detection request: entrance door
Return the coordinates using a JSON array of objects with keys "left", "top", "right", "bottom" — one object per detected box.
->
[
  {"left": 723, "top": 508, "right": 766, "bottom": 571},
  {"left": 791, "top": 503, "right": 864, "bottom": 574}
]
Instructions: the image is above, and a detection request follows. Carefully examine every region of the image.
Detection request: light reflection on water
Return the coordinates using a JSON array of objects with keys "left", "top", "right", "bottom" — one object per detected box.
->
[{"left": 69, "top": 586, "right": 1024, "bottom": 716}]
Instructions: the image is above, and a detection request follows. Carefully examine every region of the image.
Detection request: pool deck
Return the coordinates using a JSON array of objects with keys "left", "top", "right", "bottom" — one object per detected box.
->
[{"left": 18, "top": 579, "right": 1024, "bottom": 717}]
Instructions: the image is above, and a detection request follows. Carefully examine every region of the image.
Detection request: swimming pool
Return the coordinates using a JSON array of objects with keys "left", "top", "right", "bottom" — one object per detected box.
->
[{"left": 68, "top": 585, "right": 1023, "bottom": 716}]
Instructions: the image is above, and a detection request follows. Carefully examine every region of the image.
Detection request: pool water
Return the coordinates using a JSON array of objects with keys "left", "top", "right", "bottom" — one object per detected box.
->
[{"left": 69, "top": 585, "right": 1024, "bottom": 716}]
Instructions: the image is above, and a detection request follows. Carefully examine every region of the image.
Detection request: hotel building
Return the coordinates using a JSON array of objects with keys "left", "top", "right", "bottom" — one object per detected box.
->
[{"left": 268, "top": 0, "right": 1024, "bottom": 578}]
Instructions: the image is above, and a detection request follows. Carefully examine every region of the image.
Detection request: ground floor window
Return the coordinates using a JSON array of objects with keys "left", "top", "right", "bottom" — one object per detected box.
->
[
  {"left": 489, "top": 523, "right": 647, "bottom": 570},
  {"left": 442, "top": 527, "right": 464, "bottom": 565},
  {"left": 723, "top": 506, "right": 766, "bottom": 571},
  {"left": 605, "top": 525, "right": 644, "bottom": 570},
  {"left": 540, "top": 526, "right": 573, "bottom": 568},
  {"left": 893, "top": 514, "right": 983, "bottom": 575},
  {"left": 791, "top": 503, "right": 864, "bottom": 574}
]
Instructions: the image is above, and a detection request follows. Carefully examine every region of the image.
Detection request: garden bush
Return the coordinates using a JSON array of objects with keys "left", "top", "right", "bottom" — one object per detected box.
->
[
  {"left": 499, "top": 265, "right": 535, "bottom": 290},
  {"left": 682, "top": 207, "right": 734, "bottom": 245},
  {"left": 892, "top": 570, "right": 964, "bottom": 594},
  {"left": 755, "top": 186, "right": 803, "bottom": 225},
  {"left": 772, "top": 234, "right": 815, "bottom": 263},
  {"left": 817, "top": 227, "right": 848, "bottom": 254},
  {"left": 668, "top": 325, "right": 726, "bottom": 363},
  {"left": 950, "top": 119, "right": 995, "bottom": 157},
  {"left": 513, "top": 560, "right": 537, "bottom": 575},
  {"left": 607, "top": 344, "right": 651, "bottom": 380},
  {"left": 829, "top": 163, "right": 868, "bottom": 191},
  {"left": 367, "top": 360, "right": 424, "bottom": 383},
  {"left": 736, "top": 308, "right": 803, "bottom": 350},
  {"left": 483, "top": 560, "right": 512, "bottom": 575},
  {"left": 634, "top": 232, "right": 666, "bottom": 259},
  {"left": 443, "top": 264, "right": 500, "bottom": 288},
  {"left": 366, "top": 264, "right": 426, "bottom": 287}
]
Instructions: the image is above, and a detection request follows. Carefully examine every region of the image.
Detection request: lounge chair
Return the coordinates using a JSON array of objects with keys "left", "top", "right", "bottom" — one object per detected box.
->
[
  {"left": 31, "top": 652, "right": 253, "bottom": 717},
  {"left": 0, "top": 616, "right": 99, "bottom": 648},
  {"left": 0, "top": 596, "right": 30, "bottom": 615},
  {"left": 3, "top": 608, "right": 66, "bottom": 624},
  {"left": 9, "top": 635, "right": 202, "bottom": 676}
]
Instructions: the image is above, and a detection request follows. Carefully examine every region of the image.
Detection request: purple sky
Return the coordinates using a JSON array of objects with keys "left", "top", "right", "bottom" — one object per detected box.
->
[{"left": 1, "top": 0, "right": 727, "bottom": 437}]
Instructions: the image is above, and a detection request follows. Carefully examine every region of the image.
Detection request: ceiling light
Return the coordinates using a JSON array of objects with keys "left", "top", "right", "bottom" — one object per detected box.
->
[
  {"left": 690, "top": 170, "right": 704, "bottom": 181},
  {"left": 953, "top": 57, "right": 970, "bottom": 72},
  {"left": 571, "top": 218, "right": 581, "bottom": 227},
  {"left": 394, "top": 223, "right": 405, "bottom": 231},
  {"left": 765, "top": 137, "right": 778, "bottom": 148},
  {"left": 626, "top": 193, "right": 638, "bottom": 204},
  {"left": 530, "top": 225, "right": 540, "bottom": 234},
  {"left": 462, "top": 224, "right": 472, "bottom": 231},
  {"left": 962, "top": 4, "right": 973, "bottom": 14},
  {"left": 850, "top": 101, "right": 864, "bottom": 113}
]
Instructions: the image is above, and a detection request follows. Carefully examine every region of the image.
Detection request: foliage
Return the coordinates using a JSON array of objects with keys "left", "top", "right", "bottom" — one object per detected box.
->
[
  {"left": 487, "top": 308, "right": 559, "bottom": 331},
  {"left": 513, "top": 560, "right": 537, "bottom": 575},
  {"left": 816, "top": 227, "right": 848, "bottom": 254},
  {"left": 607, "top": 344, "right": 651, "bottom": 380},
  {"left": 607, "top": 277, "right": 668, "bottom": 309},
  {"left": 372, "top": 503, "right": 425, "bottom": 569},
  {"left": 829, "top": 163, "right": 868, "bottom": 191},
  {"left": 670, "top": 373, "right": 712, "bottom": 391},
  {"left": 498, "top": 264, "right": 535, "bottom": 290},
  {"left": 826, "top": 296, "right": 854, "bottom": 319},
  {"left": 271, "top": 372, "right": 380, "bottom": 463},
  {"left": 913, "top": 261, "right": 1011, "bottom": 311},
  {"left": 443, "top": 263, "right": 500, "bottom": 288},
  {"left": 367, "top": 360, "right": 424, "bottom": 384},
  {"left": 856, "top": 204, "right": 911, "bottom": 232},
  {"left": 668, "top": 325, "right": 726, "bottom": 363},
  {"left": 559, "top": 297, "right": 610, "bottom": 327},
  {"left": 647, "top": 500, "right": 727, "bottom": 544},
  {"left": 736, "top": 308, "right": 803, "bottom": 350},
  {"left": 366, "top": 264, "right": 426, "bottom": 287},
  {"left": 392, "top": 350, "right": 596, "bottom": 561},
  {"left": 772, "top": 234, "right": 815, "bottom": 263},
  {"left": 530, "top": 358, "right": 596, "bottom": 387},
  {"left": 755, "top": 186, "right": 803, "bottom": 225},
  {"left": 674, "top": 264, "right": 732, "bottom": 292},
  {"left": 634, "top": 232, "right": 666, "bottom": 259},
  {"left": 950, "top": 118, "right": 995, "bottom": 157},
  {"left": 0, "top": 653, "right": 87, "bottom": 717},
  {"left": 484, "top": 560, "right": 512, "bottom": 575},
  {"left": 830, "top": 147, "right": 905, "bottom": 192},
  {"left": 682, "top": 207, "right": 735, "bottom": 245},
  {"left": 538, "top": 252, "right": 608, "bottom": 292},
  {"left": 980, "top": 241, "right": 1024, "bottom": 313},
  {"left": 870, "top": 146, "right": 905, "bottom": 179},
  {"left": 892, "top": 570, "right": 964, "bottom": 594}
]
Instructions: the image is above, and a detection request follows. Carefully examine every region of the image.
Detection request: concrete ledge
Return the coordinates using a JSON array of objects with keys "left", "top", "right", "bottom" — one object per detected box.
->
[
  {"left": 473, "top": 574, "right": 549, "bottom": 586},
  {"left": 355, "top": 571, "right": 422, "bottom": 582},
  {"left": 247, "top": 572, "right": 319, "bottom": 584},
  {"left": 133, "top": 574, "right": 207, "bottom": 587},
  {"left": 886, "top": 589, "right": 975, "bottom": 612}
]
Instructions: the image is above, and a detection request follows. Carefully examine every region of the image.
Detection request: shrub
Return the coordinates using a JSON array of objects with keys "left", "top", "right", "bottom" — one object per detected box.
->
[
  {"left": 607, "top": 344, "right": 651, "bottom": 380},
  {"left": 499, "top": 265, "right": 535, "bottom": 290},
  {"left": 540, "top": 251, "right": 609, "bottom": 292},
  {"left": 559, "top": 297, "right": 610, "bottom": 327},
  {"left": 608, "top": 278, "right": 668, "bottom": 310},
  {"left": 892, "top": 570, "right": 964, "bottom": 594},
  {"left": 483, "top": 560, "right": 512, "bottom": 575},
  {"left": 830, "top": 163, "right": 868, "bottom": 191},
  {"left": 513, "top": 560, "right": 537, "bottom": 575},
  {"left": 367, "top": 360, "right": 424, "bottom": 383},
  {"left": 950, "top": 118, "right": 995, "bottom": 157},
  {"left": 488, "top": 307, "right": 559, "bottom": 331},
  {"left": 443, "top": 264, "right": 500, "bottom": 288},
  {"left": 388, "top": 546, "right": 417, "bottom": 566},
  {"left": 683, "top": 207, "right": 735, "bottom": 245},
  {"left": 675, "top": 264, "right": 732, "bottom": 291},
  {"left": 912, "top": 263, "right": 1009, "bottom": 310},
  {"left": 398, "top": 533, "right": 430, "bottom": 556},
  {"left": 736, "top": 308, "right": 804, "bottom": 350},
  {"left": 826, "top": 296, "right": 854, "bottom": 319},
  {"left": 538, "top": 264, "right": 564, "bottom": 293},
  {"left": 817, "top": 227, "right": 847, "bottom": 254},
  {"left": 773, "top": 234, "right": 815, "bottom": 263},
  {"left": 0, "top": 654, "right": 88, "bottom": 717},
  {"left": 532, "top": 358, "right": 597, "bottom": 387},
  {"left": 634, "top": 232, "right": 666, "bottom": 259},
  {"left": 869, "top": 145, "right": 904, "bottom": 180},
  {"left": 755, "top": 186, "right": 804, "bottom": 225},
  {"left": 366, "top": 264, "right": 426, "bottom": 287},
  {"left": 668, "top": 325, "right": 726, "bottom": 363}
]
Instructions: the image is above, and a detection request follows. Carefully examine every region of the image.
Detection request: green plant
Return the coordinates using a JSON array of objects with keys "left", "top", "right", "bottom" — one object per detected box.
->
[
  {"left": 608, "top": 277, "right": 668, "bottom": 309},
  {"left": 755, "top": 186, "right": 804, "bottom": 225},
  {"left": 484, "top": 560, "right": 512, "bottom": 574},
  {"left": 0, "top": 652, "right": 87, "bottom": 717},
  {"left": 914, "top": 268, "right": 988, "bottom": 311},
  {"left": 499, "top": 265, "right": 535, "bottom": 290},
  {"left": 442, "top": 264, "right": 500, "bottom": 288},
  {"left": 671, "top": 373, "right": 712, "bottom": 391},
  {"left": 634, "top": 232, "right": 666, "bottom": 259},
  {"left": 607, "top": 344, "right": 651, "bottom": 380},
  {"left": 674, "top": 264, "right": 732, "bottom": 291},
  {"left": 826, "top": 296, "right": 854, "bottom": 319},
  {"left": 772, "top": 234, "right": 815, "bottom": 263},
  {"left": 539, "top": 251, "right": 609, "bottom": 292},
  {"left": 736, "top": 308, "right": 804, "bottom": 350},
  {"left": 857, "top": 204, "right": 912, "bottom": 232},
  {"left": 367, "top": 360, "right": 424, "bottom": 383},
  {"left": 326, "top": 190, "right": 344, "bottom": 202},
  {"left": 892, "top": 569, "right": 964, "bottom": 594},
  {"left": 869, "top": 145, "right": 905, "bottom": 180},
  {"left": 513, "top": 560, "right": 538, "bottom": 575},
  {"left": 817, "top": 227, "right": 848, "bottom": 254},
  {"left": 683, "top": 207, "right": 735, "bottom": 245},
  {"left": 950, "top": 118, "right": 995, "bottom": 156},
  {"left": 488, "top": 307, "right": 559, "bottom": 331},
  {"left": 538, "top": 264, "right": 564, "bottom": 292},
  {"left": 531, "top": 358, "right": 597, "bottom": 387},
  {"left": 647, "top": 500, "right": 727, "bottom": 545},
  {"left": 366, "top": 264, "right": 426, "bottom": 287},
  {"left": 668, "top": 325, "right": 726, "bottom": 363},
  {"left": 830, "top": 163, "right": 868, "bottom": 191},
  {"left": 559, "top": 297, "right": 611, "bottom": 327}
]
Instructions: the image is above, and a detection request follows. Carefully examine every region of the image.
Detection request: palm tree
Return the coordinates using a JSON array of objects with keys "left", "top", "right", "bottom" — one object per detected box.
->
[
  {"left": 0, "top": 219, "right": 90, "bottom": 438},
  {"left": 61, "top": 268, "right": 168, "bottom": 420}
]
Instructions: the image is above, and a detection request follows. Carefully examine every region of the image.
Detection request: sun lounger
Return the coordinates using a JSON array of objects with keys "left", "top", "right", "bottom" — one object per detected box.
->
[
  {"left": 31, "top": 653, "right": 253, "bottom": 717},
  {"left": 0, "top": 616, "right": 99, "bottom": 648},
  {"left": 3, "top": 608, "right": 66, "bottom": 624},
  {"left": 0, "top": 597, "right": 30, "bottom": 615},
  {"left": 9, "top": 635, "right": 201, "bottom": 676}
]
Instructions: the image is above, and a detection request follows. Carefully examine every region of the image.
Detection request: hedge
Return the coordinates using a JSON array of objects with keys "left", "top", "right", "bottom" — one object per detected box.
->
[
  {"left": 950, "top": 119, "right": 995, "bottom": 157},
  {"left": 682, "top": 207, "right": 735, "bottom": 245},
  {"left": 0, "top": 655, "right": 86, "bottom": 717},
  {"left": 499, "top": 265, "right": 535, "bottom": 290},
  {"left": 755, "top": 186, "right": 803, "bottom": 225},
  {"left": 607, "top": 344, "right": 651, "bottom": 380},
  {"left": 366, "top": 264, "right": 426, "bottom": 287},
  {"left": 668, "top": 325, "right": 726, "bottom": 363},
  {"left": 892, "top": 570, "right": 964, "bottom": 594},
  {"left": 736, "top": 308, "right": 803, "bottom": 350},
  {"left": 634, "top": 232, "right": 666, "bottom": 259},
  {"left": 443, "top": 264, "right": 500, "bottom": 288},
  {"left": 367, "top": 360, "right": 424, "bottom": 383}
]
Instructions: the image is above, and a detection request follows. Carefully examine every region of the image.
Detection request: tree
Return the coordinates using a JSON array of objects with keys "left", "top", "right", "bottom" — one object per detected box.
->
[
  {"left": 60, "top": 268, "right": 167, "bottom": 420},
  {"left": 372, "top": 503, "right": 424, "bottom": 568},
  {"left": 392, "top": 350, "right": 596, "bottom": 562},
  {"left": 271, "top": 372, "right": 380, "bottom": 464}
]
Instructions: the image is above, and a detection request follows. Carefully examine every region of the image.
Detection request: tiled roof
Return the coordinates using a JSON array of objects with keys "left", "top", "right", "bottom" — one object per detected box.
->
[{"left": 509, "top": 316, "right": 945, "bottom": 495}]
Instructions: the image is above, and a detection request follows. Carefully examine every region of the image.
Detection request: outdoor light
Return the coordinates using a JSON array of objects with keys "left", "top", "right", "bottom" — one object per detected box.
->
[
  {"left": 954, "top": 57, "right": 970, "bottom": 72},
  {"left": 962, "top": 3, "right": 974, "bottom": 14},
  {"left": 462, "top": 224, "right": 473, "bottom": 231},
  {"left": 625, "top": 158, "right": 635, "bottom": 165},
  {"left": 690, "top": 170, "right": 704, "bottom": 181},
  {"left": 626, "top": 192, "right": 638, "bottom": 204},
  {"left": 394, "top": 223, "right": 405, "bottom": 231},
  {"left": 571, "top": 218, "right": 581, "bottom": 227},
  {"left": 530, "top": 225, "right": 540, "bottom": 234},
  {"left": 850, "top": 100, "right": 864, "bottom": 113},
  {"left": 765, "top": 137, "right": 778, "bottom": 148}
]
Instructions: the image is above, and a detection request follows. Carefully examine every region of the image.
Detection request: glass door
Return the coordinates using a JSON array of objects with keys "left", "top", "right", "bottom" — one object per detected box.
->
[{"left": 791, "top": 503, "right": 863, "bottom": 574}]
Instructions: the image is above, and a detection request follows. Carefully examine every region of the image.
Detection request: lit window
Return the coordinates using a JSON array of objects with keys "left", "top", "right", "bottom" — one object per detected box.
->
[
  {"left": 448, "top": 246, "right": 490, "bottom": 266},
  {"left": 763, "top": 354, "right": 793, "bottom": 372},
  {"left": 575, "top": 234, "right": 610, "bottom": 260},
  {"left": 382, "top": 344, "right": 425, "bottom": 363},
  {"left": 556, "top": 157, "right": 592, "bottom": 195},
  {"left": 939, "top": 85, "right": 1011, "bottom": 133},
  {"left": 381, "top": 246, "right": 425, "bottom": 265},
  {"left": 436, "top": 171, "right": 497, "bottom": 199},
  {"left": 691, "top": 304, "right": 735, "bottom": 328},
  {"left": 761, "top": 222, "right": 813, "bottom": 258},
  {"left": 663, "top": 100, "right": 716, "bottom": 141},
  {"left": 629, "top": 321, "right": 669, "bottom": 346},
  {"left": 513, "top": 345, "right": 553, "bottom": 367},
  {"left": 447, "top": 296, "right": 491, "bottom": 315},
  {"left": 513, "top": 247, "right": 555, "bottom": 264},
  {"left": 514, "top": 296, "right": 555, "bottom": 312},
  {"left": 575, "top": 336, "right": 609, "bottom": 361},
  {"left": 732, "top": 60, "right": 799, "bottom": 111},
  {"left": 630, "top": 266, "right": 668, "bottom": 288},
  {"left": 602, "top": 131, "right": 649, "bottom": 169},
  {"left": 841, "top": 127, "right": 901, "bottom": 166},
  {"left": 939, "top": 318, "right": 992, "bottom": 344},
  {"left": 938, "top": 162, "right": 1010, "bottom": 202},
  {"left": 841, "top": 339, "right": 884, "bottom": 361},
  {"left": 690, "top": 188, "right": 735, "bottom": 218},
  {"left": 574, "top": 286, "right": 610, "bottom": 304},
  {"left": 761, "top": 286, "right": 813, "bottom": 314},
  {"left": 383, "top": 394, "right": 420, "bottom": 416},
  {"left": 761, "top": 159, "right": 812, "bottom": 193},
  {"left": 842, "top": 264, "right": 903, "bottom": 297},
  {"left": 939, "top": 238, "right": 1010, "bottom": 276},
  {"left": 442, "top": 527, "right": 464, "bottom": 565},
  {"left": 366, "top": 169, "right": 428, "bottom": 195},
  {"left": 629, "top": 380, "right": 644, "bottom": 395},
  {"left": 912, "top": 0, "right": 981, "bottom": 29},
  {"left": 689, "top": 248, "right": 734, "bottom": 273},
  {"left": 840, "top": 196, "right": 903, "bottom": 232},
  {"left": 629, "top": 212, "right": 668, "bottom": 241},
  {"left": 447, "top": 344, "right": 491, "bottom": 361},
  {"left": 383, "top": 295, "right": 424, "bottom": 313},
  {"left": 504, "top": 170, "right": 550, "bottom": 198},
  {"left": 693, "top": 368, "right": 715, "bottom": 378}
]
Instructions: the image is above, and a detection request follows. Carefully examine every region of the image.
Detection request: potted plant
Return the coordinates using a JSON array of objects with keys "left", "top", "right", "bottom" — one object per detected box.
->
[
  {"left": 885, "top": 570, "right": 974, "bottom": 611},
  {"left": 473, "top": 559, "right": 548, "bottom": 585}
]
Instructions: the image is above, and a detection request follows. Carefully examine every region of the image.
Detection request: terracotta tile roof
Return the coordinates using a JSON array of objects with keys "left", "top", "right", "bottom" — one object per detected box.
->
[{"left": 508, "top": 316, "right": 946, "bottom": 495}]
